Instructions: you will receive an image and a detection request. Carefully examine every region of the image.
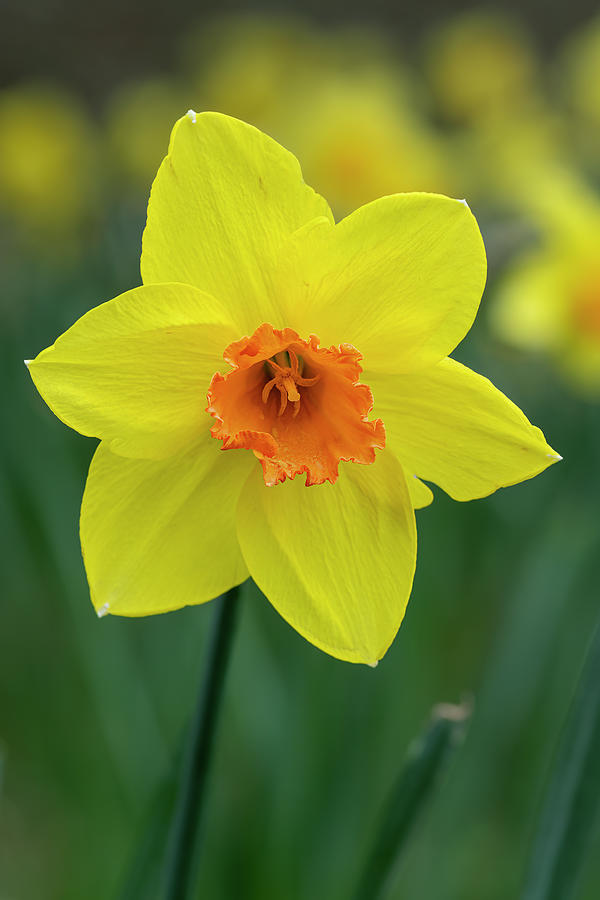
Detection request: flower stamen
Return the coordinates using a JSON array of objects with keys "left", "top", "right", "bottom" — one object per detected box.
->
[{"left": 261, "top": 354, "right": 321, "bottom": 418}]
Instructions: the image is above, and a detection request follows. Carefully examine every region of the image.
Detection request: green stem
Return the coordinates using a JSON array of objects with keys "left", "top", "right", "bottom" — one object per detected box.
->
[
  {"left": 163, "top": 585, "right": 241, "bottom": 900},
  {"left": 353, "top": 702, "right": 470, "bottom": 900}
]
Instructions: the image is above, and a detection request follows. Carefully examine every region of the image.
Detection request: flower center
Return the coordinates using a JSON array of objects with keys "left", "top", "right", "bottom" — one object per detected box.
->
[
  {"left": 206, "top": 323, "right": 385, "bottom": 486},
  {"left": 261, "top": 349, "right": 321, "bottom": 418}
]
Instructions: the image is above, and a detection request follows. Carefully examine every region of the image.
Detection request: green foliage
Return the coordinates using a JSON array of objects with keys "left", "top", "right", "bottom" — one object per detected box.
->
[
  {"left": 354, "top": 705, "right": 469, "bottom": 900},
  {"left": 521, "top": 624, "right": 600, "bottom": 900}
]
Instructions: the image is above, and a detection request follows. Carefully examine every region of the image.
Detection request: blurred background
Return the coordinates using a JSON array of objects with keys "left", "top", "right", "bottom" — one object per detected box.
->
[{"left": 1, "top": 1, "right": 600, "bottom": 898}]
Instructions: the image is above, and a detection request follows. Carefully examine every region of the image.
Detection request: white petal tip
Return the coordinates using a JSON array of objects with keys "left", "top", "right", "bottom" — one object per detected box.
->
[
  {"left": 458, "top": 198, "right": 469, "bottom": 207},
  {"left": 368, "top": 660, "right": 379, "bottom": 669},
  {"left": 547, "top": 453, "right": 563, "bottom": 461},
  {"left": 96, "top": 602, "right": 111, "bottom": 618},
  {"left": 24, "top": 359, "right": 32, "bottom": 367},
  {"left": 186, "top": 109, "right": 197, "bottom": 123}
]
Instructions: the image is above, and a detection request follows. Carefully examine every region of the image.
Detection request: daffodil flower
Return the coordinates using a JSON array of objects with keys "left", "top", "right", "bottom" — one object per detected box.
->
[
  {"left": 493, "top": 192, "right": 600, "bottom": 393},
  {"left": 0, "top": 83, "right": 98, "bottom": 242},
  {"left": 27, "top": 111, "right": 560, "bottom": 664}
]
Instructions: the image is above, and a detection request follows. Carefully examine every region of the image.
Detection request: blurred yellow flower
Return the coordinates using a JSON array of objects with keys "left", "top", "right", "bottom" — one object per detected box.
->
[
  {"left": 424, "top": 13, "right": 539, "bottom": 124},
  {"left": 493, "top": 182, "right": 600, "bottom": 393},
  {"left": 450, "top": 108, "right": 570, "bottom": 214},
  {"left": 0, "top": 83, "right": 99, "bottom": 243},
  {"left": 28, "top": 112, "right": 559, "bottom": 664},
  {"left": 280, "top": 71, "right": 453, "bottom": 215}
]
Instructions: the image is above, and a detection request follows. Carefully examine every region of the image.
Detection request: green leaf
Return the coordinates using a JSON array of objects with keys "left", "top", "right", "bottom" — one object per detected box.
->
[
  {"left": 521, "top": 623, "right": 600, "bottom": 900},
  {"left": 353, "top": 701, "right": 470, "bottom": 900}
]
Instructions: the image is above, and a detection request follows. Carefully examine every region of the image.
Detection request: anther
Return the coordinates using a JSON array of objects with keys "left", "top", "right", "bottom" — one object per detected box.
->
[{"left": 261, "top": 350, "right": 320, "bottom": 417}]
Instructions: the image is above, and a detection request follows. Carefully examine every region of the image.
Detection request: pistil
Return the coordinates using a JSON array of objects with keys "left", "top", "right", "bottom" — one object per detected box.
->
[{"left": 261, "top": 349, "right": 321, "bottom": 417}]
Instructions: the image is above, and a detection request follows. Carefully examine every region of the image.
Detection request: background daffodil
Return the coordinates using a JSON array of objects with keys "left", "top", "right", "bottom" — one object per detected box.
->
[
  {"left": 0, "top": 83, "right": 100, "bottom": 251},
  {"left": 493, "top": 186, "right": 600, "bottom": 394},
  {"left": 27, "top": 111, "right": 559, "bottom": 664}
]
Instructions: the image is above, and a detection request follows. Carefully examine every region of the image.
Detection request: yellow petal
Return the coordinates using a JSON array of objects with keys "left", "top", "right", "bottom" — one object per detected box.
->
[
  {"left": 141, "top": 111, "right": 333, "bottom": 333},
  {"left": 277, "top": 193, "right": 486, "bottom": 373},
  {"left": 236, "top": 451, "right": 417, "bottom": 664},
  {"left": 369, "top": 358, "right": 561, "bottom": 502},
  {"left": 81, "top": 437, "right": 252, "bottom": 616},
  {"left": 27, "top": 283, "right": 238, "bottom": 459},
  {"left": 407, "top": 474, "right": 434, "bottom": 509}
]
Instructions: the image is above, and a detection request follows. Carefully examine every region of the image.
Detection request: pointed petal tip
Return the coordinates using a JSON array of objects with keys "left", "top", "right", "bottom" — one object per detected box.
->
[
  {"left": 368, "top": 659, "right": 380, "bottom": 669},
  {"left": 96, "top": 602, "right": 111, "bottom": 618},
  {"left": 547, "top": 453, "right": 563, "bottom": 461},
  {"left": 186, "top": 109, "right": 197, "bottom": 124},
  {"left": 24, "top": 359, "right": 32, "bottom": 367}
]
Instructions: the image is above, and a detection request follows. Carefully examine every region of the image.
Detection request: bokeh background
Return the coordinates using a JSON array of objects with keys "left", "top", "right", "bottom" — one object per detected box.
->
[{"left": 2, "top": 1, "right": 600, "bottom": 898}]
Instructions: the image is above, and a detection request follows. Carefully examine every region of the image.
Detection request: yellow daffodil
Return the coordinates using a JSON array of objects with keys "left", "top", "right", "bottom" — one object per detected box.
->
[
  {"left": 279, "top": 71, "right": 453, "bottom": 216},
  {"left": 424, "top": 12, "right": 539, "bottom": 125},
  {"left": 493, "top": 181, "right": 600, "bottom": 393},
  {"left": 27, "top": 112, "right": 560, "bottom": 664},
  {"left": 0, "top": 83, "right": 99, "bottom": 245}
]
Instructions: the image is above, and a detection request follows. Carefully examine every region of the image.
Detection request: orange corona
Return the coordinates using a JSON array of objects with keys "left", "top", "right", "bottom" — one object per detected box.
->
[{"left": 207, "top": 323, "right": 386, "bottom": 486}]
